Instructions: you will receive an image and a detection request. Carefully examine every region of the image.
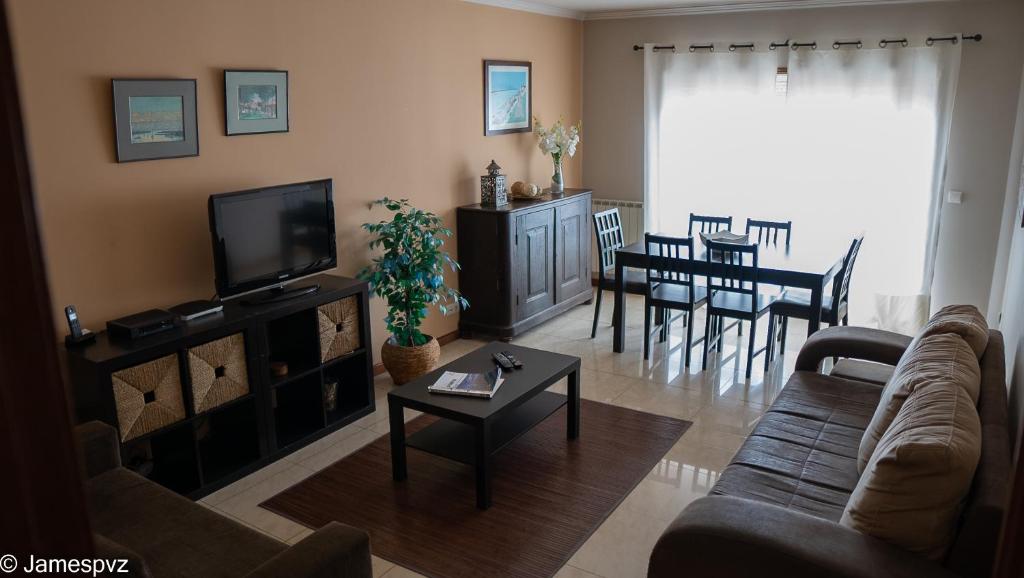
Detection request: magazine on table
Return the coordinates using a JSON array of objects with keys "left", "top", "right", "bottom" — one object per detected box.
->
[{"left": 428, "top": 367, "right": 504, "bottom": 398}]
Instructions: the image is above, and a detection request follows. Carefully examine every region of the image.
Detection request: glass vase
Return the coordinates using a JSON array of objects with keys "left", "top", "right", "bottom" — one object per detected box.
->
[{"left": 550, "top": 154, "right": 564, "bottom": 194}]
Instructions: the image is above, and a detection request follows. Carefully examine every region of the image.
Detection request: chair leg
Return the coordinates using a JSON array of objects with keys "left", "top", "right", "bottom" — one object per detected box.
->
[
  {"left": 738, "top": 321, "right": 743, "bottom": 336},
  {"left": 643, "top": 300, "right": 652, "bottom": 360},
  {"left": 660, "top": 313, "right": 669, "bottom": 343},
  {"left": 590, "top": 287, "right": 603, "bottom": 339},
  {"left": 842, "top": 314, "right": 849, "bottom": 326},
  {"left": 765, "top": 314, "right": 776, "bottom": 372},
  {"left": 685, "top": 309, "right": 695, "bottom": 368},
  {"left": 717, "top": 317, "right": 724, "bottom": 351},
  {"left": 702, "top": 313, "right": 713, "bottom": 370},
  {"left": 746, "top": 318, "right": 757, "bottom": 379},
  {"left": 780, "top": 316, "right": 789, "bottom": 355}
]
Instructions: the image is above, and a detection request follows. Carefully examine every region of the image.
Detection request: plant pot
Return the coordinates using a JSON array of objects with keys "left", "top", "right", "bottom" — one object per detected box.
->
[{"left": 381, "top": 336, "right": 441, "bottom": 385}]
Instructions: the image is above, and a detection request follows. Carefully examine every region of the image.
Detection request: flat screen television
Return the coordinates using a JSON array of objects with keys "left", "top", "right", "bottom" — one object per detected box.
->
[{"left": 209, "top": 179, "right": 336, "bottom": 300}]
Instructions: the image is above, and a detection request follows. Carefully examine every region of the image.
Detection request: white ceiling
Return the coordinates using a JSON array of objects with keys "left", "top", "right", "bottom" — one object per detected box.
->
[{"left": 465, "top": 0, "right": 956, "bottom": 19}]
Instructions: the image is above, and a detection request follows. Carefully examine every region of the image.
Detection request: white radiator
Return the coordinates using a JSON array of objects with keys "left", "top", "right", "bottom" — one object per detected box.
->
[{"left": 591, "top": 198, "right": 645, "bottom": 273}]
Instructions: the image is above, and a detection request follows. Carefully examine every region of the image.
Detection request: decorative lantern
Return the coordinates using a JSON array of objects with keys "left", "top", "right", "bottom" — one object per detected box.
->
[{"left": 480, "top": 160, "right": 508, "bottom": 207}]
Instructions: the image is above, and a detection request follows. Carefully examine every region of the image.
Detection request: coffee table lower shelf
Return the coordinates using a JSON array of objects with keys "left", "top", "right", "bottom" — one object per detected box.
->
[{"left": 406, "top": 391, "right": 567, "bottom": 465}]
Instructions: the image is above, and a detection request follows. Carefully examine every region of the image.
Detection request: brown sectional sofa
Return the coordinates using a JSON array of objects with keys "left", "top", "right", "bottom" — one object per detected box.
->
[
  {"left": 77, "top": 421, "right": 373, "bottom": 578},
  {"left": 649, "top": 325, "right": 1010, "bottom": 578}
]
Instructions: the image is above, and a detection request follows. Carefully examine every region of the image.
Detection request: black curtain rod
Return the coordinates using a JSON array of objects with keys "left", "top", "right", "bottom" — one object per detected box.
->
[{"left": 632, "top": 34, "right": 982, "bottom": 52}]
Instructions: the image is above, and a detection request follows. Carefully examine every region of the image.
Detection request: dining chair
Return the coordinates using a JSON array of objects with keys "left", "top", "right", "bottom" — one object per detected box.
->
[
  {"left": 592, "top": 208, "right": 647, "bottom": 339},
  {"left": 688, "top": 214, "right": 733, "bottom": 236},
  {"left": 745, "top": 219, "right": 792, "bottom": 248},
  {"left": 765, "top": 234, "right": 865, "bottom": 369},
  {"left": 643, "top": 234, "right": 708, "bottom": 365},
  {"left": 702, "top": 241, "right": 776, "bottom": 379}
]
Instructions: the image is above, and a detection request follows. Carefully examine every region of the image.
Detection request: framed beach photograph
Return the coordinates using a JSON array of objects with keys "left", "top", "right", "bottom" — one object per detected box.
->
[
  {"left": 224, "top": 70, "right": 289, "bottom": 135},
  {"left": 112, "top": 79, "right": 198, "bottom": 162},
  {"left": 483, "top": 60, "right": 531, "bottom": 136}
]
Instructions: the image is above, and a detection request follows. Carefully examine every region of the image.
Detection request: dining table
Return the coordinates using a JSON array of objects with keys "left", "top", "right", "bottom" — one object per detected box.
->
[{"left": 612, "top": 237, "right": 848, "bottom": 353}]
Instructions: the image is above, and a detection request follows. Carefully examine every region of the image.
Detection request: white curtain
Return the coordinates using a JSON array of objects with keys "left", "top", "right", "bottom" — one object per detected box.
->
[{"left": 643, "top": 42, "right": 961, "bottom": 330}]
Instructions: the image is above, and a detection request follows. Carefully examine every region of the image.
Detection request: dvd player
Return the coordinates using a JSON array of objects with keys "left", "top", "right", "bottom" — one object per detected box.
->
[{"left": 107, "top": 309, "right": 176, "bottom": 341}]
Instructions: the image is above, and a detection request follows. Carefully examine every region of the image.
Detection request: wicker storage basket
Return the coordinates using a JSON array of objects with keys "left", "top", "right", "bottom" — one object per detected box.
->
[
  {"left": 319, "top": 297, "right": 361, "bottom": 362},
  {"left": 111, "top": 353, "right": 186, "bottom": 442},
  {"left": 188, "top": 333, "right": 249, "bottom": 414}
]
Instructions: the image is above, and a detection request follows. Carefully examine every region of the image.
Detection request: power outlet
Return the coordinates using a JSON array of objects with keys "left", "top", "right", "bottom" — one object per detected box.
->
[{"left": 947, "top": 190, "right": 964, "bottom": 204}]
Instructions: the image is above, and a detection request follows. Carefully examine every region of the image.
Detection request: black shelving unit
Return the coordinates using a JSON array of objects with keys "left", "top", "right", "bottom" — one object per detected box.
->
[{"left": 65, "top": 274, "right": 374, "bottom": 499}]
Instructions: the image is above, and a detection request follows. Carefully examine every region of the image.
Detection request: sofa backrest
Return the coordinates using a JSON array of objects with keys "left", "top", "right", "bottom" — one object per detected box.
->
[{"left": 945, "top": 330, "right": 1010, "bottom": 577}]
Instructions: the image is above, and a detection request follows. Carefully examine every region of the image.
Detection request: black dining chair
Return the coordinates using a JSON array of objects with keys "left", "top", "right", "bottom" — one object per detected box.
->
[
  {"left": 688, "top": 214, "right": 733, "bottom": 236},
  {"left": 592, "top": 208, "right": 647, "bottom": 339},
  {"left": 765, "top": 234, "right": 865, "bottom": 369},
  {"left": 643, "top": 234, "right": 708, "bottom": 365},
  {"left": 745, "top": 219, "right": 792, "bottom": 248},
  {"left": 702, "top": 241, "right": 777, "bottom": 379}
]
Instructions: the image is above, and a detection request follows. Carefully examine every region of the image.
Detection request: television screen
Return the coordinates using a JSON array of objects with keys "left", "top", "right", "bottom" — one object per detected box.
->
[{"left": 209, "top": 179, "right": 336, "bottom": 298}]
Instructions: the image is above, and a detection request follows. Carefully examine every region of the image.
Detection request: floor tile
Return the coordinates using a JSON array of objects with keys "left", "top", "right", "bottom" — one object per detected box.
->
[
  {"left": 380, "top": 565, "right": 427, "bottom": 578},
  {"left": 554, "top": 564, "right": 604, "bottom": 578},
  {"left": 372, "top": 555, "right": 395, "bottom": 578},
  {"left": 296, "top": 427, "right": 382, "bottom": 473}
]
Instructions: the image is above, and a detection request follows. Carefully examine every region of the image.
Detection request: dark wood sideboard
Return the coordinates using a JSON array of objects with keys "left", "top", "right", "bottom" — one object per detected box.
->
[
  {"left": 64, "top": 274, "right": 374, "bottom": 498},
  {"left": 457, "top": 188, "right": 593, "bottom": 339}
]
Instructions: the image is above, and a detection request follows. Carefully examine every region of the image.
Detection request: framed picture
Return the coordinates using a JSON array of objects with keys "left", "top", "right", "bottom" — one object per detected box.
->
[
  {"left": 483, "top": 60, "right": 531, "bottom": 136},
  {"left": 224, "top": 70, "right": 289, "bottom": 135},
  {"left": 112, "top": 79, "right": 198, "bottom": 162}
]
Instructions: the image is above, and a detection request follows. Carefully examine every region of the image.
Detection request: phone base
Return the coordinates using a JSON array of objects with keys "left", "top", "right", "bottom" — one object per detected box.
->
[{"left": 65, "top": 329, "right": 97, "bottom": 348}]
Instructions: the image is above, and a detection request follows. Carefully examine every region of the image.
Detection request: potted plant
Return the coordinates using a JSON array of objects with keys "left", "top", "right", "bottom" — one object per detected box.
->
[{"left": 359, "top": 198, "right": 468, "bottom": 384}]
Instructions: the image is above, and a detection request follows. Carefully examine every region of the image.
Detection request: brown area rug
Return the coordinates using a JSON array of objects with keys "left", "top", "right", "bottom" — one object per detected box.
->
[{"left": 261, "top": 399, "right": 690, "bottom": 578}]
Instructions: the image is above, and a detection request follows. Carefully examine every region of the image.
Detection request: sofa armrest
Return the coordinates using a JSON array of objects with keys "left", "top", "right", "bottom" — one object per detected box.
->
[
  {"left": 76, "top": 421, "right": 121, "bottom": 478},
  {"left": 795, "top": 326, "right": 912, "bottom": 373},
  {"left": 649, "top": 497, "right": 955, "bottom": 578},
  {"left": 246, "top": 522, "right": 372, "bottom": 578}
]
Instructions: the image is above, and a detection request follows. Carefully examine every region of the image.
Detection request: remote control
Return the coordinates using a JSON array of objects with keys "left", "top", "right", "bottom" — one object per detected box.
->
[
  {"left": 492, "top": 352, "right": 514, "bottom": 371},
  {"left": 502, "top": 351, "right": 524, "bottom": 369}
]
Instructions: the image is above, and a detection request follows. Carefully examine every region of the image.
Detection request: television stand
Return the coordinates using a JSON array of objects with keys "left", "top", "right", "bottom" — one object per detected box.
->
[{"left": 241, "top": 283, "right": 320, "bottom": 306}]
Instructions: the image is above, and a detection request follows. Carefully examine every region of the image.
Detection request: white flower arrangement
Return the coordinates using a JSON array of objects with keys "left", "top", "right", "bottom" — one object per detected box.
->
[
  {"left": 534, "top": 117, "right": 581, "bottom": 191},
  {"left": 533, "top": 117, "right": 581, "bottom": 159}
]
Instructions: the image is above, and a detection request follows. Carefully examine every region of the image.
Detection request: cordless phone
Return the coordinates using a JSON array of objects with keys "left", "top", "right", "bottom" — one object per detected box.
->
[
  {"left": 64, "top": 305, "right": 95, "bottom": 347},
  {"left": 65, "top": 305, "right": 83, "bottom": 338}
]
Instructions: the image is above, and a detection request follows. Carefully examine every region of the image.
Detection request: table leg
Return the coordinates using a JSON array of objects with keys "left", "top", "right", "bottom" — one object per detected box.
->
[
  {"left": 389, "top": 400, "right": 407, "bottom": 482},
  {"left": 475, "top": 422, "right": 492, "bottom": 510},
  {"left": 568, "top": 369, "right": 580, "bottom": 440},
  {"left": 614, "top": 259, "right": 625, "bottom": 353},
  {"left": 807, "top": 279, "right": 824, "bottom": 337}
]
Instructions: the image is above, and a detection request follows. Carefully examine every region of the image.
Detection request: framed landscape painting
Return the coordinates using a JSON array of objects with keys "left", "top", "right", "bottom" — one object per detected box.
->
[
  {"left": 224, "top": 70, "right": 289, "bottom": 135},
  {"left": 483, "top": 60, "right": 531, "bottom": 136},
  {"left": 112, "top": 79, "right": 198, "bottom": 162}
]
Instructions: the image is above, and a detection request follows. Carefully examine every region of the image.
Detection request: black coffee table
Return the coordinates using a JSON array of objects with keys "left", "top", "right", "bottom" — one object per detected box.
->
[{"left": 387, "top": 342, "right": 581, "bottom": 509}]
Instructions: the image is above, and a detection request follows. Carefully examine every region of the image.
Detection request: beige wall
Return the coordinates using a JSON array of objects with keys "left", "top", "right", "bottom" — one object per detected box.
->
[
  {"left": 583, "top": 2, "right": 1024, "bottom": 315},
  {"left": 996, "top": 57, "right": 1024, "bottom": 446},
  {"left": 8, "top": 0, "right": 582, "bottom": 354}
]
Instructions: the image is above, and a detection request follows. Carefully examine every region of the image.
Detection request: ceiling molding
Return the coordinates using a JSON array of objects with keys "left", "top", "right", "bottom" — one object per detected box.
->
[
  {"left": 462, "top": 0, "right": 585, "bottom": 19},
  {"left": 464, "top": 0, "right": 955, "bottom": 21},
  {"left": 584, "top": 0, "right": 954, "bottom": 20}
]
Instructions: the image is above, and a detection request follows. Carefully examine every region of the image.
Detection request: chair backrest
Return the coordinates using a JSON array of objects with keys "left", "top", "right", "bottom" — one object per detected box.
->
[
  {"left": 688, "top": 214, "right": 733, "bottom": 236},
  {"left": 705, "top": 241, "right": 759, "bottom": 315},
  {"left": 745, "top": 219, "right": 792, "bottom": 247},
  {"left": 593, "top": 208, "right": 625, "bottom": 279},
  {"left": 832, "top": 234, "right": 864, "bottom": 307},
  {"left": 645, "top": 234, "right": 696, "bottom": 297}
]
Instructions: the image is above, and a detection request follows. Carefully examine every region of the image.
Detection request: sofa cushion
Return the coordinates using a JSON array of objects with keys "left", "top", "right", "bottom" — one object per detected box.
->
[
  {"left": 710, "top": 372, "right": 882, "bottom": 522},
  {"left": 830, "top": 359, "right": 894, "bottom": 386},
  {"left": 86, "top": 468, "right": 286, "bottom": 577},
  {"left": 916, "top": 304, "right": 989, "bottom": 360},
  {"left": 858, "top": 333, "right": 980, "bottom": 473},
  {"left": 841, "top": 379, "right": 982, "bottom": 560}
]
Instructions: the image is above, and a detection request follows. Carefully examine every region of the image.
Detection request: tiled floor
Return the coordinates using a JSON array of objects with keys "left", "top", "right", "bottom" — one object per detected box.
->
[{"left": 198, "top": 291, "right": 810, "bottom": 578}]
